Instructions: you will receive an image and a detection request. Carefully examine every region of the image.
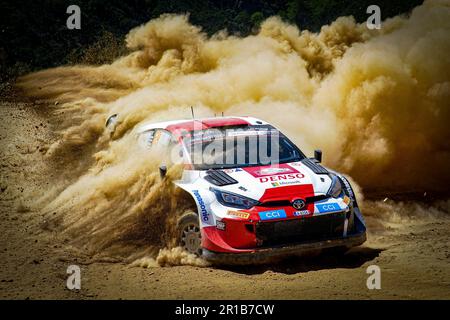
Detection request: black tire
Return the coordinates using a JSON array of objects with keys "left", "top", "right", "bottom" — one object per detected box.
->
[{"left": 177, "top": 211, "right": 202, "bottom": 256}]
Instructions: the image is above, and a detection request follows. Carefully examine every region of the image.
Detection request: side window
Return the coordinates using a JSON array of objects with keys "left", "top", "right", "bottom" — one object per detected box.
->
[
  {"left": 139, "top": 129, "right": 175, "bottom": 149},
  {"left": 152, "top": 129, "right": 173, "bottom": 147},
  {"left": 138, "top": 129, "right": 156, "bottom": 148},
  {"left": 138, "top": 129, "right": 181, "bottom": 163}
]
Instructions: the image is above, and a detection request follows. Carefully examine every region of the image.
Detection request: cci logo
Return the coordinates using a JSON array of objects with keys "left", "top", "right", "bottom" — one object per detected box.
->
[
  {"left": 259, "top": 209, "right": 286, "bottom": 221},
  {"left": 316, "top": 203, "right": 340, "bottom": 214}
]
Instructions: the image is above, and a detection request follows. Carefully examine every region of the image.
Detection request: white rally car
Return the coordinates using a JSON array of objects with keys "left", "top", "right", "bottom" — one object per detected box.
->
[{"left": 107, "top": 115, "right": 367, "bottom": 264}]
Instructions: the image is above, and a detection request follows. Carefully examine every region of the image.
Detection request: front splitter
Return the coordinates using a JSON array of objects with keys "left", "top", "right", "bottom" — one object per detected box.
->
[{"left": 202, "top": 231, "right": 367, "bottom": 265}]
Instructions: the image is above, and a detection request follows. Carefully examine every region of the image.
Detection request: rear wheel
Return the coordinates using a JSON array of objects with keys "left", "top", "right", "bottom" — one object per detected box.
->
[{"left": 177, "top": 211, "right": 202, "bottom": 256}]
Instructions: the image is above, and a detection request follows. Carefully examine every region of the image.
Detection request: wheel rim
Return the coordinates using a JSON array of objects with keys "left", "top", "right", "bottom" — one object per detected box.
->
[{"left": 181, "top": 223, "right": 202, "bottom": 256}]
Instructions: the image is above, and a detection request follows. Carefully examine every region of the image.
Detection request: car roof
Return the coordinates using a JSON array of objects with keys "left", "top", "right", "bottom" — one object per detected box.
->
[{"left": 136, "top": 116, "right": 269, "bottom": 134}]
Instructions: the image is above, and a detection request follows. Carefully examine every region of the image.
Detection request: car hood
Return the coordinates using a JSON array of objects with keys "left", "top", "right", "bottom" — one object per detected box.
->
[{"left": 200, "top": 161, "right": 333, "bottom": 202}]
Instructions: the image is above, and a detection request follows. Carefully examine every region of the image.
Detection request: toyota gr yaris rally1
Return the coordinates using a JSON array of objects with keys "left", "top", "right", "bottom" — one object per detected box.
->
[{"left": 106, "top": 115, "right": 367, "bottom": 264}]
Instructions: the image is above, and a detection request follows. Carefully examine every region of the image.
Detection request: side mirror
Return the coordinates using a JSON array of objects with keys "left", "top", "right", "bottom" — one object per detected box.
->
[
  {"left": 159, "top": 165, "right": 167, "bottom": 179},
  {"left": 105, "top": 114, "right": 118, "bottom": 129},
  {"left": 314, "top": 149, "right": 322, "bottom": 163}
]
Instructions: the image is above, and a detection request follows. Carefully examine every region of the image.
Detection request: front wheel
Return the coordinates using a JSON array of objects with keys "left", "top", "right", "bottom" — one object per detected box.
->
[{"left": 177, "top": 211, "right": 202, "bottom": 256}]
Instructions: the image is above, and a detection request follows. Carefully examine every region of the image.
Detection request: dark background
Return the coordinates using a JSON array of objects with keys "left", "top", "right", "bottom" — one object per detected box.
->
[{"left": 0, "top": 0, "right": 423, "bottom": 82}]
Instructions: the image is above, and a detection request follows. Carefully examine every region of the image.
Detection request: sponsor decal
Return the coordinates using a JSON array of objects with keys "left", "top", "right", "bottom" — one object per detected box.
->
[
  {"left": 190, "top": 131, "right": 224, "bottom": 142},
  {"left": 271, "top": 180, "right": 303, "bottom": 187},
  {"left": 343, "top": 195, "right": 351, "bottom": 205},
  {"left": 223, "top": 168, "right": 242, "bottom": 174},
  {"left": 256, "top": 167, "right": 290, "bottom": 176},
  {"left": 260, "top": 173, "right": 304, "bottom": 183},
  {"left": 259, "top": 209, "right": 287, "bottom": 221},
  {"left": 336, "top": 174, "right": 355, "bottom": 199},
  {"left": 294, "top": 210, "right": 310, "bottom": 216},
  {"left": 193, "top": 190, "right": 210, "bottom": 222},
  {"left": 238, "top": 186, "right": 248, "bottom": 192},
  {"left": 316, "top": 202, "right": 341, "bottom": 214},
  {"left": 216, "top": 220, "right": 226, "bottom": 231},
  {"left": 227, "top": 210, "right": 250, "bottom": 219},
  {"left": 244, "top": 164, "right": 298, "bottom": 178}
]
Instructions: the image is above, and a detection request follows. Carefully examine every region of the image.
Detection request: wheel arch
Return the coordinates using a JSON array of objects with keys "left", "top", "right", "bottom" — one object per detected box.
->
[{"left": 174, "top": 182, "right": 215, "bottom": 227}]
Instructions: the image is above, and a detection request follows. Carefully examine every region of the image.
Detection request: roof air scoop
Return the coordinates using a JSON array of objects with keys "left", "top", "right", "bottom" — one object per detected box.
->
[{"left": 204, "top": 170, "right": 238, "bottom": 186}]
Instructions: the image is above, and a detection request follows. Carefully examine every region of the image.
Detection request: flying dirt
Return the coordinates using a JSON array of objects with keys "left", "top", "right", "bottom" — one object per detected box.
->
[{"left": 11, "top": 0, "right": 450, "bottom": 270}]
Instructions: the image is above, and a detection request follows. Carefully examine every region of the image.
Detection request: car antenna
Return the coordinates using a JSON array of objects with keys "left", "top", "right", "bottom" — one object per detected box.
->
[
  {"left": 221, "top": 111, "right": 224, "bottom": 117},
  {"left": 191, "top": 106, "right": 195, "bottom": 120}
]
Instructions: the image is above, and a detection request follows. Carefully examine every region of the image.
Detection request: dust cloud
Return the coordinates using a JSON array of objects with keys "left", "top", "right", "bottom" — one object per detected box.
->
[{"left": 16, "top": 0, "right": 450, "bottom": 263}]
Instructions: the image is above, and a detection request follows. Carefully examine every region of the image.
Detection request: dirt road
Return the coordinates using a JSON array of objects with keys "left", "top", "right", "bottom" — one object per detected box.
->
[{"left": 0, "top": 96, "right": 449, "bottom": 300}]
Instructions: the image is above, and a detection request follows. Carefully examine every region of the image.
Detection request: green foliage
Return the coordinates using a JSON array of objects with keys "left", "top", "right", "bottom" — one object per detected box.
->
[
  {"left": 285, "top": 0, "right": 300, "bottom": 23},
  {"left": 250, "top": 11, "right": 265, "bottom": 27}
]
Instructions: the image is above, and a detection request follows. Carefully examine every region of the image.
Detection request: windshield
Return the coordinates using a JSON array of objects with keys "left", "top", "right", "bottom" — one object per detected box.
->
[{"left": 182, "top": 125, "right": 305, "bottom": 170}]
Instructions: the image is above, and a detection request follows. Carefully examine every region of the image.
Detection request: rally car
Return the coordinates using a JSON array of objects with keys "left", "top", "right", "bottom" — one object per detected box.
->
[{"left": 107, "top": 115, "right": 367, "bottom": 264}]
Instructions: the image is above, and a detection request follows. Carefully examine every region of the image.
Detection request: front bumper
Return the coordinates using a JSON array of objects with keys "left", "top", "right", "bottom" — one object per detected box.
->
[{"left": 202, "top": 229, "right": 367, "bottom": 265}]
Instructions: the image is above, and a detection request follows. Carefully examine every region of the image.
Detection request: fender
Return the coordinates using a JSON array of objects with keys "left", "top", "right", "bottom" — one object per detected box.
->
[
  {"left": 175, "top": 180, "right": 215, "bottom": 227},
  {"left": 328, "top": 170, "right": 366, "bottom": 228},
  {"left": 334, "top": 172, "right": 358, "bottom": 205}
]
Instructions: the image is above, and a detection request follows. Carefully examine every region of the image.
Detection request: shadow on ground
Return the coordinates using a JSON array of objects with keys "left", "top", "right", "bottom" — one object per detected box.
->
[{"left": 221, "top": 246, "right": 383, "bottom": 275}]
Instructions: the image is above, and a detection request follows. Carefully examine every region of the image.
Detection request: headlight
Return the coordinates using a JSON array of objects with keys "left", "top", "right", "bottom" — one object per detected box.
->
[
  {"left": 211, "top": 189, "right": 260, "bottom": 209},
  {"left": 327, "top": 175, "right": 343, "bottom": 198}
]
